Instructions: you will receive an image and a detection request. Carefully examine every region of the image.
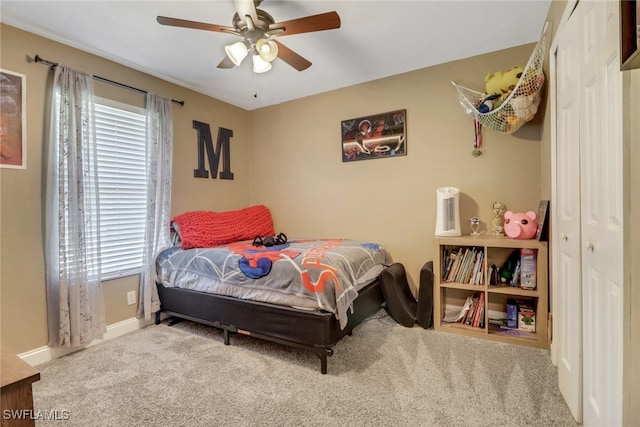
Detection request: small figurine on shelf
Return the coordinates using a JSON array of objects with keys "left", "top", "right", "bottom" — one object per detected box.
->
[
  {"left": 491, "top": 201, "right": 506, "bottom": 236},
  {"left": 469, "top": 216, "right": 481, "bottom": 237}
]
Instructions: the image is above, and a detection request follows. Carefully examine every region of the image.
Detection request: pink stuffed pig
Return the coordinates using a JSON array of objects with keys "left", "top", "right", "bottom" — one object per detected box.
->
[{"left": 504, "top": 210, "right": 538, "bottom": 239}]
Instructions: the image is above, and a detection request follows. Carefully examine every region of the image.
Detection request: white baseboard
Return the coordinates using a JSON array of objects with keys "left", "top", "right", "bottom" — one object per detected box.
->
[{"left": 18, "top": 317, "right": 152, "bottom": 366}]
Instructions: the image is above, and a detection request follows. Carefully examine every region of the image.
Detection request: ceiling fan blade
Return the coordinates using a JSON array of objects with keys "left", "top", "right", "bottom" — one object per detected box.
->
[
  {"left": 274, "top": 11, "right": 341, "bottom": 37},
  {"left": 274, "top": 41, "right": 311, "bottom": 71},
  {"left": 232, "top": 0, "right": 258, "bottom": 26},
  {"left": 217, "top": 56, "right": 235, "bottom": 69},
  {"left": 157, "top": 16, "right": 238, "bottom": 35}
]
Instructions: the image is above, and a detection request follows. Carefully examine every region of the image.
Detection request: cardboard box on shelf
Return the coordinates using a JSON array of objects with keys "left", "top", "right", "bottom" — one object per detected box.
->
[
  {"left": 518, "top": 301, "right": 536, "bottom": 332},
  {"left": 520, "top": 248, "right": 537, "bottom": 290},
  {"left": 506, "top": 299, "right": 518, "bottom": 329}
]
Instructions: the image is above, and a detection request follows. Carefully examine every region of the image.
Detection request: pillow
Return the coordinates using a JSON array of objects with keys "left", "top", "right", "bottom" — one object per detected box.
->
[{"left": 172, "top": 205, "right": 275, "bottom": 249}]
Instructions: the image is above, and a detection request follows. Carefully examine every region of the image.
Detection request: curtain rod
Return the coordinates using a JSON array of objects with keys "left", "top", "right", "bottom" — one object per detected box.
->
[{"left": 33, "top": 54, "right": 185, "bottom": 106}]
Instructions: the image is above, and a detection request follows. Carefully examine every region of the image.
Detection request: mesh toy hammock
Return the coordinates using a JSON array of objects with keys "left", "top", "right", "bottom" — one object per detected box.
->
[{"left": 451, "top": 22, "right": 550, "bottom": 134}]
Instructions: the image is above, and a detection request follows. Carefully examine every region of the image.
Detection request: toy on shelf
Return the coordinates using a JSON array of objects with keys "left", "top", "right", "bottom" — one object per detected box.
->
[
  {"left": 504, "top": 210, "right": 538, "bottom": 239},
  {"left": 451, "top": 22, "right": 550, "bottom": 134}
]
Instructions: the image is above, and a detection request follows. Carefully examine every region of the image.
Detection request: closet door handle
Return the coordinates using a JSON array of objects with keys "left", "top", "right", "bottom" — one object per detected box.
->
[
  {"left": 561, "top": 233, "right": 568, "bottom": 241},
  {"left": 586, "top": 242, "right": 595, "bottom": 252}
]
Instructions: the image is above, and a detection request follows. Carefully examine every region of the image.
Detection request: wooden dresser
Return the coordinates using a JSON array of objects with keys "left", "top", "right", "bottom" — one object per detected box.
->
[{"left": 1, "top": 346, "right": 40, "bottom": 427}]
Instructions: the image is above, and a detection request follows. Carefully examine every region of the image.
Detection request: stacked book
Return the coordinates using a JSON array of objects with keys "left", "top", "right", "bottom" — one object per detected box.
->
[
  {"left": 442, "top": 292, "right": 485, "bottom": 328},
  {"left": 441, "top": 246, "right": 485, "bottom": 285}
]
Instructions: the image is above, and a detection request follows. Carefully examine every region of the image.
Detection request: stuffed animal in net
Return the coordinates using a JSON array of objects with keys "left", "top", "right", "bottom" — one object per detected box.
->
[
  {"left": 510, "top": 95, "right": 539, "bottom": 121},
  {"left": 509, "top": 71, "right": 545, "bottom": 120},
  {"left": 477, "top": 65, "right": 525, "bottom": 113}
]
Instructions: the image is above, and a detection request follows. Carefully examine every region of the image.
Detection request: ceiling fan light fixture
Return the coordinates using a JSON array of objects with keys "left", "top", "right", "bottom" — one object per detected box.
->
[
  {"left": 225, "top": 41, "right": 248, "bottom": 66},
  {"left": 252, "top": 54, "right": 272, "bottom": 73},
  {"left": 256, "top": 38, "right": 278, "bottom": 63}
]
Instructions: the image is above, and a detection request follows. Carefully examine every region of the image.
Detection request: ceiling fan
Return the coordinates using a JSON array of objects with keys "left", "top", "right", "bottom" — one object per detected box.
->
[{"left": 157, "top": 0, "right": 341, "bottom": 73}]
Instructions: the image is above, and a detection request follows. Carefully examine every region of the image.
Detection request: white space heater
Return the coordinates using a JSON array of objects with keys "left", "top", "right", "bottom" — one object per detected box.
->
[{"left": 435, "top": 187, "right": 461, "bottom": 237}]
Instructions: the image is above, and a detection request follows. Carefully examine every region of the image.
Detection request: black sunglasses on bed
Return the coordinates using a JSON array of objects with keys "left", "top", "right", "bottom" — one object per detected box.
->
[{"left": 253, "top": 233, "right": 288, "bottom": 247}]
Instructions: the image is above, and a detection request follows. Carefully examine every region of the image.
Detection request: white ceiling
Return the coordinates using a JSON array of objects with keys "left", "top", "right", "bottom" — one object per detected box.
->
[{"left": 1, "top": 1, "right": 551, "bottom": 111}]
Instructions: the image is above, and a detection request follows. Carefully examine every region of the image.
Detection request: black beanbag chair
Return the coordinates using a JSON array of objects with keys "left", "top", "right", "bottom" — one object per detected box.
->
[
  {"left": 416, "top": 261, "right": 434, "bottom": 329},
  {"left": 380, "top": 261, "right": 434, "bottom": 328},
  {"left": 380, "top": 263, "right": 417, "bottom": 327}
]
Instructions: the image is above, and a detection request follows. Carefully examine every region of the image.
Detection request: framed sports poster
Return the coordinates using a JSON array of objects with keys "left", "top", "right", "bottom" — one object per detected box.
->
[
  {"left": 341, "top": 109, "right": 406, "bottom": 162},
  {"left": 0, "top": 68, "right": 27, "bottom": 169}
]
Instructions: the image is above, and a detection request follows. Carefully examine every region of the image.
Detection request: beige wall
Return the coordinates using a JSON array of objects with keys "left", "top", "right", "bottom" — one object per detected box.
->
[
  {"left": 0, "top": 24, "right": 252, "bottom": 353},
  {"left": 250, "top": 43, "right": 543, "bottom": 291}
]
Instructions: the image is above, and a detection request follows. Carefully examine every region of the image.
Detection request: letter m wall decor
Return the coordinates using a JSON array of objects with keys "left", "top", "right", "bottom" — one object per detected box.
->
[{"left": 193, "top": 120, "right": 234, "bottom": 180}]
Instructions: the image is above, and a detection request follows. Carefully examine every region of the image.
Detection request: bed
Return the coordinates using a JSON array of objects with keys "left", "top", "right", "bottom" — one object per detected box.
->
[{"left": 153, "top": 205, "right": 394, "bottom": 374}]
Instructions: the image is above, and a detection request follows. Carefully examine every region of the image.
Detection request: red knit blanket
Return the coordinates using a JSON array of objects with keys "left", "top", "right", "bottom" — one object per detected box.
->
[{"left": 172, "top": 205, "right": 275, "bottom": 249}]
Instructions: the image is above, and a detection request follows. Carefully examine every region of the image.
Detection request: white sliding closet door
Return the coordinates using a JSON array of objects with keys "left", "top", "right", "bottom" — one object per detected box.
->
[
  {"left": 554, "top": 1, "right": 623, "bottom": 425},
  {"left": 554, "top": 4, "right": 583, "bottom": 420},
  {"left": 578, "top": 2, "right": 623, "bottom": 425}
]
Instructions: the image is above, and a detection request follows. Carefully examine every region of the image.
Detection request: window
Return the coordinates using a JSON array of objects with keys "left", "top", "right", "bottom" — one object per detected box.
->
[{"left": 94, "top": 99, "right": 147, "bottom": 279}]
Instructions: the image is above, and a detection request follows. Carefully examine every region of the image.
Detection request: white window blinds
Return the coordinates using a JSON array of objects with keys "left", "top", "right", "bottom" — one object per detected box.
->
[{"left": 95, "top": 100, "right": 147, "bottom": 279}]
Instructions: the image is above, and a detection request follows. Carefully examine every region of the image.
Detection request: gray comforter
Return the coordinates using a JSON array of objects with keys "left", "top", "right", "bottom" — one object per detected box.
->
[{"left": 157, "top": 239, "right": 391, "bottom": 329}]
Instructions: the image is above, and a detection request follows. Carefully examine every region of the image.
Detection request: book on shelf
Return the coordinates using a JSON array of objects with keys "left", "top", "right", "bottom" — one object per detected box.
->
[
  {"left": 472, "top": 292, "right": 484, "bottom": 327},
  {"left": 535, "top": 200, "right": 549, "bottom": 241},
  {"left": 465, "top": 294, "right": 479, "bottom": 325},
  {"left": 470, "top": 251, "right": 484, "bottom": 285},
  {"left": 444, "top": 248, "right": 461, "bottom": 281},
  {"left": 443, "top": 249, "right": 451, "bottom": 280},
  {"left": 510, "top": 260, "right": 520, "bottom": 286},
  {"left": 457, "top": 248, "right": 472, "bottom": 283},
  {"left": 442, "top": 292, "right": 485, "bottom": 328},
  {"left": 443, "top": 246, "right": 484, "bottom": 285},
  {"left": 448, "top": 249, "right": 462, "bottom": 282},
  {"left": 463, "top": 248, "right": 478, "bottom": 284},
  {"left": 442, "top": 295, "right": 473, "bottom": 323}
]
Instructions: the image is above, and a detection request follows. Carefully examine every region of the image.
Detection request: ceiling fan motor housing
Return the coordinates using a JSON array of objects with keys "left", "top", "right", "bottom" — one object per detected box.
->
[{"left": 232, "top": 9, "right": 275, "bottom": 45}]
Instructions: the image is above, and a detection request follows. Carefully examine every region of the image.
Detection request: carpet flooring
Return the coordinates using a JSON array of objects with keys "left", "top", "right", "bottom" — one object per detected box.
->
[{"left": 32, "top": 310, "right": 577, "bottom": 426}]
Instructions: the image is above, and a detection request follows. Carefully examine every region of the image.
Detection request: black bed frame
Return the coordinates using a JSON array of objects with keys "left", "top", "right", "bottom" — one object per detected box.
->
[{"left": 154, "top": 276, "right": 386, "bottom": 374}]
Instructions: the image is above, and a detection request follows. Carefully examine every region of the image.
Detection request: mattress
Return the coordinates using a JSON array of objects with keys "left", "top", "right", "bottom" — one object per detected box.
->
[{"left": 156, "top": 238, "right": 391, "bottom": 328}]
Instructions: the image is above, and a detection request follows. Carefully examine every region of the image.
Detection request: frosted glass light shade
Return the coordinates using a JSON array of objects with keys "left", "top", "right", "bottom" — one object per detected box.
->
[
  {"left": 252, "top": 54, "right": 272, "bottom": 73},
  {"left": 225, "top": 41, "right": 248, "bottom": 66},
  {"left": 256, "top": 38, "right": 278, "bottom": 62}
]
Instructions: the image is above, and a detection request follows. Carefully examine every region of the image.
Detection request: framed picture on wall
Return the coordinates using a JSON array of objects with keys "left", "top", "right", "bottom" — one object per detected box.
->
[
  {"left": 341, "top": 109, "right": 406, "bottom": 162},
  {"left": 0, "top": 68, "right": 27, "bottom": 169}
]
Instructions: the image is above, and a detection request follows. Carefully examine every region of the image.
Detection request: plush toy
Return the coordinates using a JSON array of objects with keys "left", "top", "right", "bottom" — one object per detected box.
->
[
  {"left": 477, "top": 65, "right": 524, "bottom": 114},
  {"left": 484, "top": 65, "right": 525, "bottom": 97},
  {"left": 503, "top": 113, "right": 521, "bottom": 133},
  {"left": 510, "top": 94, "right": 539, "bottom": 121},
  {"left": 500, "top": 249, "right": 521, "bottom": 283},
  {"left": 504, "top": 210, "right": 538, "bottom": 239},
  {"left": 477, "top": 93, "right": 501, "bottom": 113}
]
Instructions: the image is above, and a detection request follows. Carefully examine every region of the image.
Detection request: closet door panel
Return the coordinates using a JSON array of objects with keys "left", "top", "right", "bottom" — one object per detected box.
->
[
  {"left": 554, "top": 8, "right": 583, "bottom": 420},
  {"left": 578, "top": 2, "right": 623, "bottom": 426}
]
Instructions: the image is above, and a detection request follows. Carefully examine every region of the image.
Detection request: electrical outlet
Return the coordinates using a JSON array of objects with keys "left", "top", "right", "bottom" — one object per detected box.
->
[{"left": 127, "top": 291, "right": 136, "bottom": 306}]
